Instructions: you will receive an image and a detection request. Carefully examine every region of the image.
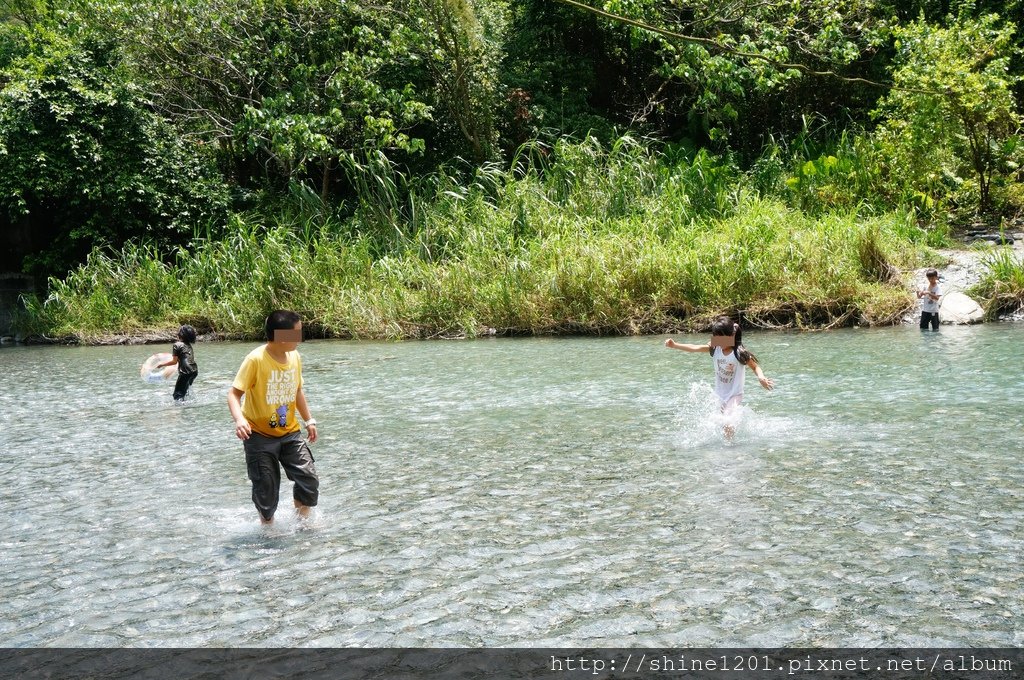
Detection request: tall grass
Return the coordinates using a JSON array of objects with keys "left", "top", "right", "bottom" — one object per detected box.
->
[
  {"left": 17, "top": 135, "right": 934, "bottom": 341},
  {"left": 970, "top": 249, "right": 1024, "bottom": 318},
  {"left": 753, "top": 116, "right": 953, "bottom": 248}
]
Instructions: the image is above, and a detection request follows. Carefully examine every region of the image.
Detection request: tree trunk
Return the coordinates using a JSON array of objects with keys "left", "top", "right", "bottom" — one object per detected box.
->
[{"left": 321, "top": 158, "right": 333, "bottom": 204}]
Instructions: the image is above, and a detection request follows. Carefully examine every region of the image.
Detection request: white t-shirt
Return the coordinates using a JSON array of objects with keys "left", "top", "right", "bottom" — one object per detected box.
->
[
  {"left": 712, "top": 347, "right": 744, "bottom": 404},
  {"left": 922, "top": 282, "right": 941, "bottom": 313}
]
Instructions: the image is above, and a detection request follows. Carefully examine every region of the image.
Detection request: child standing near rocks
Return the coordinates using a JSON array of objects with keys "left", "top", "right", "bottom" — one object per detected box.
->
[{"left": 917, "top": 268, "right": 942, "bottom": 330}]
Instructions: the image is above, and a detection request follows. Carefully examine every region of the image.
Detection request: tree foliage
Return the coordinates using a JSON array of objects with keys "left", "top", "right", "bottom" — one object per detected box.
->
[
  {"left": 0, "top": 20, "right": 227, "bottom": 280},
  {"left": 873, "top": 10, "right": 1021, "bottom": 213},
  {"left": 500, "top": 0, "right": 663, "bottom": 144},
  {"left": 394, "top": 0, "right": 507, "bottom": 163},
  {"left": 563, "top": 0, "right": 892, "bottom": 142},
  {"left": 111, "top": 0, "right": 432, "bottom": 198},
  {"left": 1, "top": 0, "right": 1023, "bottom": 287}
]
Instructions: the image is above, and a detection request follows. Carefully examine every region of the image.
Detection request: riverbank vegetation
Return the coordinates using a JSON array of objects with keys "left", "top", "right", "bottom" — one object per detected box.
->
[
  {"left": 2, "top": 0, "right": 1023, "bottom": 340},
  {"left": 13, "top": 139, "right": 937, "bottom": 340}
]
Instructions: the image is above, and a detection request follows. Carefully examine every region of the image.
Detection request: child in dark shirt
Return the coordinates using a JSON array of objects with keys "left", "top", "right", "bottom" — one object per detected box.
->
[{"left": 158, "top": 324, "right": 199, "bottom": 400}]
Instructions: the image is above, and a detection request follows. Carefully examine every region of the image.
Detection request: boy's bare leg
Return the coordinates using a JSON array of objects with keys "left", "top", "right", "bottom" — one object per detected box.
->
[
  {"left": 724, "top": 425, "right": 736, "bottom": 441},
  {"left": 294, "top": 499, "right": 311, "bottom": 518}
]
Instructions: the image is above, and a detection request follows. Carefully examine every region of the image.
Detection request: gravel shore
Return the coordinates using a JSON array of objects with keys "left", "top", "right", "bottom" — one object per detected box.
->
[{"left": 905, "top": 237, "right": 1024, "bottom": 323}]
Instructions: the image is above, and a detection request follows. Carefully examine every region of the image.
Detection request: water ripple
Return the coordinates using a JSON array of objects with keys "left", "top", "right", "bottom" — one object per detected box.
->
[{"left": 1, "top": 327, "right": 1022, "bottom": 645}]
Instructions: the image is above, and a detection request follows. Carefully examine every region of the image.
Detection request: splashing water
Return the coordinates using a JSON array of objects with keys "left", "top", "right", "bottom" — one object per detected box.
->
[
  {"left": 670, "top": 381, "right": 815, "bottom": 449},
  {"left": 670, "top": 381, "right": 735, "bottom": 446}
]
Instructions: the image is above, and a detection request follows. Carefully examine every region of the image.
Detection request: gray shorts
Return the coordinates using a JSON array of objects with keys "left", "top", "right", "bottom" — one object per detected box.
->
[{"left": 243, "top": 431, "right": 319, "bottom": 520}]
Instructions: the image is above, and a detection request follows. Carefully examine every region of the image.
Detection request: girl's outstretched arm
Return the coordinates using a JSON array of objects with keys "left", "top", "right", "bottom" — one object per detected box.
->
[
  {"left": 747, "top": 357, "right": 775, "bottom": 390},
  {"left": 664, "top": 338, "right": 710, "bottom": 352}
]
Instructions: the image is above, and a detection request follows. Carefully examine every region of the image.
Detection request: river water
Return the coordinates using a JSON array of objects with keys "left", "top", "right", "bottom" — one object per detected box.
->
[{"left": 0, "top": 325, "right": 1021, "bottom": 646}]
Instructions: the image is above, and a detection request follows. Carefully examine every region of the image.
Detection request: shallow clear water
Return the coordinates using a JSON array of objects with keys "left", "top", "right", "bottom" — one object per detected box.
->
[{"left": 0, "top": 325, "right": 1022, "bottom": 646}]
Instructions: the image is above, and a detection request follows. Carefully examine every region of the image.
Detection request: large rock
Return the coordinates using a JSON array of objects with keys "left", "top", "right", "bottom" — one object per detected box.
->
[{"left": 940, "top": 291, "right": 985, "bottom": 324}]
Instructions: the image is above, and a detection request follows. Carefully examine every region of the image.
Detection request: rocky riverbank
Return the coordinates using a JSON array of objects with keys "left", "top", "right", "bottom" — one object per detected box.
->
[{"left": 904, "top": 235, "right": 1024, "bottom": 324}]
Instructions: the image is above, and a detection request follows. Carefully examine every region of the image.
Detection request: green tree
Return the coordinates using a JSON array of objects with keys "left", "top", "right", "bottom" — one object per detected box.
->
[
  {"left": 0, "top": 0, "right": 44, "bottom": 25},
  {"left": 499, "top": 0, "right": 661, "bottom": 146},
  {"left": 397, "top": 0, "right": 507, "bottom": 163},
  {"left": 0, "top": 24, "right": 228, "bottom": 281},
  {"left": 549, "top": 0, "right": 891, "bottom": 143},
  {"left": 116, "top": 0, "right": 431, "bottom": 199},
  {"left": 873, "top": 10, "right": 1021, "bottom": 213}
]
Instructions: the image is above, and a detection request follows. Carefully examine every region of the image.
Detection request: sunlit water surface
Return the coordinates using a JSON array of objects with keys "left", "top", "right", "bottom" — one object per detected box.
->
[{"left": 1, "top": 325, "right": 1022, "bottom": 646}]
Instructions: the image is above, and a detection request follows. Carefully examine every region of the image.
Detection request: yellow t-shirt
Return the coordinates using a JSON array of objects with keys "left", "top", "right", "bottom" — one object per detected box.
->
[{"left": 232, "top": 345, "right": 304, "bottom": 437}]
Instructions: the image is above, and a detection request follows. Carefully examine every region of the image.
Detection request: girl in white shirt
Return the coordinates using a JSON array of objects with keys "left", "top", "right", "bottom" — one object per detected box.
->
[{"left": 664, "top": 315, "right": 775, "bottom": 438}]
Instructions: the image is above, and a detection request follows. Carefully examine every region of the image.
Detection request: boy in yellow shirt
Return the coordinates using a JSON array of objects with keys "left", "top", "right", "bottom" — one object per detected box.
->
[{"left": 228, "top": 310, "right": 319, "bottom": 524}]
